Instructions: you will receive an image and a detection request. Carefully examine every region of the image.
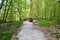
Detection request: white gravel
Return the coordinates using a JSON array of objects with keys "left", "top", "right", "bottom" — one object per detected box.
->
[{"left": 17, "top": 21, "right": 47, "bottom": 40}]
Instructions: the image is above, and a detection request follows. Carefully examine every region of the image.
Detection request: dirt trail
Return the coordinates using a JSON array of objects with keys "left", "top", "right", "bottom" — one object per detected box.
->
[{"left": 17, "top": 21, "right": 47, "bottom": 40}]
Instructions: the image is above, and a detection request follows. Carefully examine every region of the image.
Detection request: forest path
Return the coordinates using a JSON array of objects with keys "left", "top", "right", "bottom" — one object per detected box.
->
[{"left": 17, "top": 21, "right": 47, "bottom": 40}]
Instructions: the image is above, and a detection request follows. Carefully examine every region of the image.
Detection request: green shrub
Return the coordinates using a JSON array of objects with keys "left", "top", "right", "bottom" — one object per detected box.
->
[
  {"left": 53, "top": 32, "right": 60, "bottom": 40},
  {"left": 12, "top": 21, "right": 22, "bottom": 27},
  {"left": 0, "top": 21, "right": 22, "bottom": 40},
  {"left": 37, "top": 19, "right": 57, "bottom": 27}
]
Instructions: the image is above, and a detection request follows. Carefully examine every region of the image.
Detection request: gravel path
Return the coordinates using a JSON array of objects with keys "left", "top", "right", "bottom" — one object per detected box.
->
[{"left": 17, "top": 21, "right": 47, "bottom": 40}]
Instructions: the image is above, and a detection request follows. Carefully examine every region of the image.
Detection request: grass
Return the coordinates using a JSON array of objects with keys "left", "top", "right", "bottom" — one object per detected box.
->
[
  {"left": 37, "top": 19, "right": 57, "bottom": 27},
  {"left": 12, "top": 21, "right": 22, "bottom": 27},
  {"left": 0, "top": 21, "right": 22, "bottom": 40},
  {"left": 0, "top": 30, "right": 16, "bottom": 40},
  {"left": 53, "top": 32, "right": 60, "bottom": 40},
  {"left": 37, "top": 19, "right": 60, "bottom": 39},
  {"left": 7, "top": 21, "right": 22, "bottom": 27}
]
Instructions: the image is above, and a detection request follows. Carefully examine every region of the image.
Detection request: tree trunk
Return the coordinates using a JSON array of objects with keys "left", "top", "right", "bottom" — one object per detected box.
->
[
  {"left": 18, "top": 3, "right": 22, "bottom": 21},
  {"left": 45, "top": 6, "right": 46, "bottom": 19},
  {"left": 25, "top": 0, "right": 26, "bottom": 15},
  {"left": 36, "top": 1, "right": 40, "bottom": 19},
  {"left": 5, "top": 0, "right": 12, "bottom": 22},
  {"left": 10, "top": 3, "right": 13, "bottom": 21},
  {"left": 50, "top": 10, "right": 52, "bottom": 19},
  {"left": 0, "top": 0, "right": 5, "bottom": 10},
  {"left": 3, "top": 0, "right": 8, "bottom": 22},
  {"left": 53, "top": 3, "right": 56, "bottom": 17},
  {"left": 30, "top": 0, "right": 33, "bottom": 18}
]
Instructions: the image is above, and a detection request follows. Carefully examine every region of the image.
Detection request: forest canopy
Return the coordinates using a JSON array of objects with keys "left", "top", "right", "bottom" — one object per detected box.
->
[{"left": 0, "top": 0, "right": 60, "bottom": 25}]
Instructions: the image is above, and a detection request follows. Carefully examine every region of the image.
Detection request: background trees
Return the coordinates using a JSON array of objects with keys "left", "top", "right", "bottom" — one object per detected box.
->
[{"left": 0, "top": 0, "right": 60, "bottom": 25}]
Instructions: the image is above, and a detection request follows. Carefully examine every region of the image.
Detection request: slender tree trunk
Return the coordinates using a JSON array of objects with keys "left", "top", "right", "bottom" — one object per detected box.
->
[
  {"left": 0, "top": 0, "right": 4, "bottom": 10},
  {"left": 45, "top": 6, "right": 46, "bottom": 19},
  {"left": 53, "top": 3, "right": 56, "bottom": 17},
  {"left": 30, "top": 0, "right": 33, "bottom": 18},
  {"left": 36, "top": 2, "right": 40, "bottom": 19},
  {"left": 5, "top": 0, "right": 12, "bottom": 22},
  {"left": 18, "top": 4, "right": 22, "bottom": 21},
  {"left": 3, "top": 0, "right": 8, "bottom": 22},
  {"left": 25, "top": 0, "right": 26, "bottom": 15},
  {"left": 50, "top": 10, "right": 52, "bottom": 19},
  {"left": 57, "top": 5, "right": 60, "bottom": 25},
  {"left": 18, "top": 8, "right": 22, "bottom": 21},
  {"left": 10, "top": 3, "right": 13, "bottom": 21}
]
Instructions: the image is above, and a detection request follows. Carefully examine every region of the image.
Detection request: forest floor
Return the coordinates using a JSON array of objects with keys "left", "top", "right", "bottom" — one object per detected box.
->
[
  {"left": 34, "top": 21, "right": 60, "bottom": 40},
  {"left": 0, "top": 21, "right": 22, "bottom": 40},
  {"left": 12, "top": 20, "right": 60, "bottom": 40}
]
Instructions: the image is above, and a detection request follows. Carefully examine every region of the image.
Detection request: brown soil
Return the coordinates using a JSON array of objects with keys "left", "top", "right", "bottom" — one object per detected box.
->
[
  {"left": 11, "top": 26, "right": 22, "bottom": 40},
  {"left": 33, "top": 24, "right": 60, "bottom": 40}
]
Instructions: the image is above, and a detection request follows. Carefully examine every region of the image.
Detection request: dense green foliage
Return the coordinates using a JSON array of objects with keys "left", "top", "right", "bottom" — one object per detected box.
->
[
  {"left": 0, "top": 0, "right": 60, "bottom": 25},
  {"left": 0, "top": 0, "right": 59, "bottom": 20},
  {"left": 0, "top": 21, "right": 22, "bottom": 40},
  {"left": 37, "top": 19, "right": 57, "bottom": 27}
]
